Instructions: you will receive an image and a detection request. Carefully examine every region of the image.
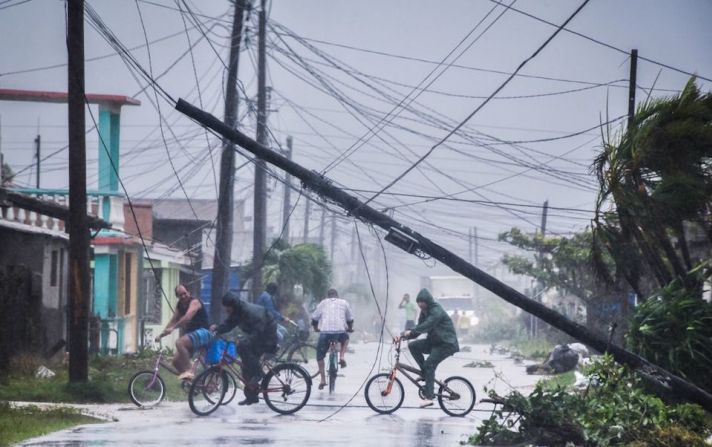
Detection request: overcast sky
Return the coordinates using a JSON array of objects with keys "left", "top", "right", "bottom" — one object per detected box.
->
[{"left": 1, "top": 0, "right": 711, "bottom": 293}]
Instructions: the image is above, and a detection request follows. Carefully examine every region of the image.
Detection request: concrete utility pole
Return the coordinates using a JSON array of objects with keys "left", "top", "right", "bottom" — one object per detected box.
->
[
  {"left": 67, "top": 0, "right": 90, "bottom": 383},
  {"left": 34, "top": 134, "right": 40, "bottom": 189},
  {"left": 302, "top": 199, "right": 310, "bottom": 243},
  {"left": 319, "top": 207, "right": 326, "bottom": 246},
  {"left": 175, "top": 100, "right": 712, "bottom": 414},
  {"left": 251, "top": 0, "right": 268, "bottom": 300},
  {"left": 330, "top": 212, "right": 336, "bottom": 262},
  {"left": 281, "top": 136, "right": 293, "bottom": 243},
  {"left": 210, "top": 0, "right": 245, "bottom": 322},
  {"left": 628, "top": 49, "right": 638, "bottom": 130}
]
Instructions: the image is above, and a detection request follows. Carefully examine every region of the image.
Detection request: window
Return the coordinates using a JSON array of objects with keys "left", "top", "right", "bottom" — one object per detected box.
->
[{"left": 50, "top": 250, "right": 59, "bottom": 287}]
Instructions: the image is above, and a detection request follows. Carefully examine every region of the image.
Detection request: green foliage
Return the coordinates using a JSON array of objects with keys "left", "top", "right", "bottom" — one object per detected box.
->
[
  {"left": 0, "top": 402, "right": 99, "bottom": 446},
  {"left": 250, "top": 239, "right": 332, "bottom": 302},
  {"left": 627, "top": 274, "right": 712, "bottom": 393},
  {"left": 499, "top": 228, "right": 611, "bottom": 304},
  {"left": 470, "top": 355, "right": 712, "bottom": 446},
  {"left": 592, "top": 78, "right": 712, "bottom": 294}
]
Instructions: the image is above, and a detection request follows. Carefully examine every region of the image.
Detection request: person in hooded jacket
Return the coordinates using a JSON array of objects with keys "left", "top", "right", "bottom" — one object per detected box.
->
[
  {"left": 210, "top": 291, "right": 278, "bottom": 406},
  {"left": 396, "top": 288, "right": 459, "bottom": 408}
]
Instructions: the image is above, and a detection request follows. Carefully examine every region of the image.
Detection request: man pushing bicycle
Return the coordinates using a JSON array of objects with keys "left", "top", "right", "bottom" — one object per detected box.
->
[{"left": 395, "top": 288, "right": 459, "bottom": 408}]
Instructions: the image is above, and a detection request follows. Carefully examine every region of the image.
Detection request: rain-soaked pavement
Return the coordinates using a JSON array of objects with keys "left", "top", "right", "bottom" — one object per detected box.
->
[{"left": 19, "top": 341, "right": 540, "bottom": 446}]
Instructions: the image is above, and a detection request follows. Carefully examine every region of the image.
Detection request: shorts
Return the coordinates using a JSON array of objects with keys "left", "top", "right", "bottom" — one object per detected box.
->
[
  {"left": 187, "top": 328, "right": 214, "bottom": 352},
  {"left": 316, "top": 332, "right": 349, "bottom": 361}
]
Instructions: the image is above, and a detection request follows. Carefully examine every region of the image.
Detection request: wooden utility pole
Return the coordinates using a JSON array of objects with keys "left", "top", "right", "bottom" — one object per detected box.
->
[
  {"left": 628, "top": 49, "right": 638, "bottom": 129},
  {"left": 210, "top": 0, "right": 245, "bottom": 321},
  {"left": 34, "top": 134, "right": 40, "bottom": 189},
  {"left": 302, "top": 199, "right": 310, "bottom": 243},
  {"left": 251, "top": 0, "right": 268, "bottom": 300},
  {"left": 281, "top": 136, "right": 293, "bottom": 243},
  {"left": 67, "top": 0, "right": 90, "bottom": 383}
]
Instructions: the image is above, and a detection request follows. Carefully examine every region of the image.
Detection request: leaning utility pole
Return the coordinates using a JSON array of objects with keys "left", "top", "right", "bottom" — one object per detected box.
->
[
  {"left": 251, "top": 0, "right": 268, "bottom": 300},
  {"left": 210, "top": 0, "right": 245, "bottom": 322},
  {"left": 174, "top": 99, "right": 712, "bottom": 411},
  {"left": 67, "top": 0, "right": 90, "bottom": 383},
  {"left": 281, "top": 136, "right": 293, "bottom": 242}
]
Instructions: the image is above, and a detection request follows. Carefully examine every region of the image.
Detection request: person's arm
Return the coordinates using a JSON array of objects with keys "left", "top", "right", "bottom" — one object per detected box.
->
[
  {"left": 156, "top": 308, "right": 181, "bottom": 340},
  {"left": 170, "top": 299, "right": 202, "bottom": 331},
  {"left": 344, "top": 302, "right": 354, "bottom": 332},
  {"left": 311, "top": 302, "right": 323, "bottom": 331},
  {"left": 406, "top": 307, "right": 440, "bottom": 338}
]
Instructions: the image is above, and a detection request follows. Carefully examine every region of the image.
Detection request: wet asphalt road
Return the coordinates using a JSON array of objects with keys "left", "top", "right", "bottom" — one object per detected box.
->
[{"left": 19, "top": 341, "right": 539, "bottom": 446}]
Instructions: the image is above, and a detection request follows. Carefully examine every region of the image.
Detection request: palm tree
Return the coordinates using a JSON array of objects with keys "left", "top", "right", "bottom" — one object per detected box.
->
[{"left": 592, "top": 78, "right": 712, "bottom": 299}]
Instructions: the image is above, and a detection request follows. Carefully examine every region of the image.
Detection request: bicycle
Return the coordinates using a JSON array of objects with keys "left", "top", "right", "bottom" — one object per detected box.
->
[
  {"left": 127, "top": 342, "right": 238, "bottom": 408},
  {"left": 326, "top": 339, "right": 339, "bottom": 393},
  {"left": 188, "top": 337, "right": 312, "bottom": 416},
  {"left": 363, "top": 338, "right": 476, "bottom": 416},
  {"left": 274, "top": 320, "right": 318, "bottom": 369}
]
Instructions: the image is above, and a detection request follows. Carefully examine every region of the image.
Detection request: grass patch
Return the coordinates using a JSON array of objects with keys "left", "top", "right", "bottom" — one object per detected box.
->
[
  {"left": 0, "top": 402, "right": 99, "bottom": 446},
  {"left": 539, "top": 370, "right": 576, "bottom": 391},
  {"left": 508, "top": 337, "right": 554, "bottom": 360},
  {"left": 0, "top": 351, "right": 188, "bottom": 404}
]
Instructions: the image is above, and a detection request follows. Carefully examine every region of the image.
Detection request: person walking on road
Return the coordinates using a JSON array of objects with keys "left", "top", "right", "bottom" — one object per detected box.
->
[
  {"left": 396, "top": 288, "right": 459, "bottom": 408},
  {"left": 398, "top": 293, "right": 418, "bottom": 330}
]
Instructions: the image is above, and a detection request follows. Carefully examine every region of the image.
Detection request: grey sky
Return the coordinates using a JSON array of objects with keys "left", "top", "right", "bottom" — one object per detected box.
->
[{"left": 1, "top": 0, "right": 711, "bottom": 287}]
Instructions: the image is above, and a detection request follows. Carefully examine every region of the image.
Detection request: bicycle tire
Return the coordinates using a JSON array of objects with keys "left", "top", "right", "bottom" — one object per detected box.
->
[
  {"left": 261, "top": 363, "right": 311, "bottom": 415},
  {"left": 328, "top": 351, "right": 337, "bottom": 394},
  {"left": 128, "top": 370, "right": 165, "bottom": 407},
  {"left": 364, "top": 373, "right": 404, "bottom": 414},
  {"left": 286, "top": 343, "right": 318, "bottom": 365},
  {"left": 188, "top": 366, "right": 227, "bottom": 416},
  {"left": 437, "top": 376, "right": 476, "bottom": 417},
  {"left": 221, "top": 370, "right": 239, "bottom": 405}
]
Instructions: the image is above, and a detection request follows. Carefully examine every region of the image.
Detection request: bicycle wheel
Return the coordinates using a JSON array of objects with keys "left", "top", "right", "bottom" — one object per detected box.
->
[
  {"left": 222, "top": 370, "right": 239, "bottom": 405},
  {"left": 364, "top": 373, "right": 404, "bottom": 414},
  {"left": 437, "top": 376, "right": 476, "bottom": 417},
  {"left": 128, "top": 370, "right": 165, "bottom": 407},
  {"left": 328, "top": 351, "right": 338, "bottom": 394},
  {"left": 286, "top": 343, "right": 318, "bottom": 365},
  {"left": 188, "top": 367, "right": 227, "bottom": 416},
  {"left": 262, "top": 363, "right": 311, "bottom": 415}
]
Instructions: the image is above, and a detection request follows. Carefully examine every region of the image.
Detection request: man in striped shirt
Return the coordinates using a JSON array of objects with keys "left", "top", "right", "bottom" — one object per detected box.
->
[{"left": 311, "top": 288, "right": 354, "bottom": 390}]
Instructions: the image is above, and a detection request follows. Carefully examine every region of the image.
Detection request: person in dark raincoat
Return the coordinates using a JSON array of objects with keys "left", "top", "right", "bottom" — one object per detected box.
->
[
  {"left": 398, "top": 288, "right": 459, "bottom": 407},
  {"left": 210, "top": 291, "right": 278, "bottom": 406}
]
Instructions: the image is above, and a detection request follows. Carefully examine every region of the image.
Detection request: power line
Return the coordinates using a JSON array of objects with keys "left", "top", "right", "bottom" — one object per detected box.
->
[
  {"left": 486, "top": 0, "right": 712, "bottom": 84},
  {"left": 355, "top": 0, "right": 592, "bottom": 210}
]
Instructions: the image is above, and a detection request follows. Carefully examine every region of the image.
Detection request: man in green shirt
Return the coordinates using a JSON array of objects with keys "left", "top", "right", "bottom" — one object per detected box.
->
[
  {"left": 398, "top": 293, "right": 418, "bottom": 330},
  {"left": 398, "top": 288, "right": 459, "bottom": 407}
]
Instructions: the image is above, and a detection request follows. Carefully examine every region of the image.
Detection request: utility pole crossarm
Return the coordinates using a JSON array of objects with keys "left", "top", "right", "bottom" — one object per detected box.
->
[{"left": 174, "top": 98, "right": 712, "bottom": 412}]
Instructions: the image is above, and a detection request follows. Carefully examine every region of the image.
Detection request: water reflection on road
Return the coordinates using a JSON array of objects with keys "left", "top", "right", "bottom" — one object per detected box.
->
[{"left": 21, "top": 342, "right": 539, "bottom": 447}]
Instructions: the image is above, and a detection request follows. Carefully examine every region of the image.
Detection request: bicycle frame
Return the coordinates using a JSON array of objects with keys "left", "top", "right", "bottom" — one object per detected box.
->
[
  {"left": 211, "top": 339, "right": 294, "bottom": 394},
  {"left": 385, "top": 340, "right": 458, "bottom": 399}
]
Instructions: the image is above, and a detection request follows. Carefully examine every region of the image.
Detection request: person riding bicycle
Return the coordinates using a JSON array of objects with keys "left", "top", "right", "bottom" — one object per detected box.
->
[
  {"left": 155, "top": 284, "right": 211, "bottom": 380},
  {"left": 395, "top": 288, "right": 459, "bottom": 408},
  {"left": 311, "top": 288, "right": 354, "bottom": 390},
  {"left": 210, "top": 291, "right": 279, "bottom": 406},
  {"left": 255, "top": 282, "right": 294, "bottom": 344}
]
